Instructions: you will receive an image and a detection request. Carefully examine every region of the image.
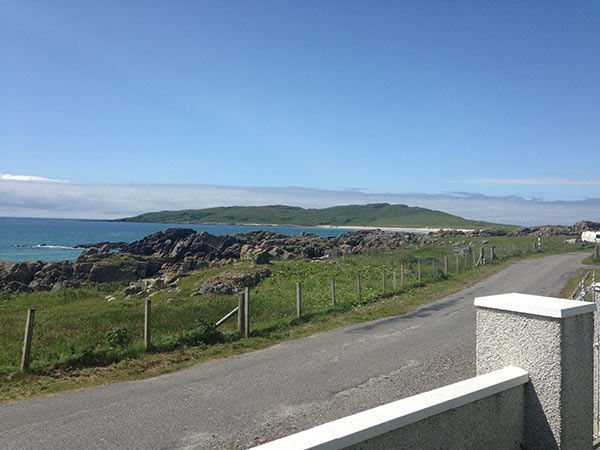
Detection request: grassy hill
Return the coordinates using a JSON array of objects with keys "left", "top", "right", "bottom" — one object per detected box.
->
[{"left": 119, "top": 203, "right": 516, "bottom": 231}]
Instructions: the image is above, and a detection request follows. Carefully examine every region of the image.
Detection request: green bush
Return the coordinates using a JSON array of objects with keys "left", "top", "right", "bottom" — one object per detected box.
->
[
  {"left": 154, "top": 320, "right": 225, "bottom": 352},
  {"left": 105, "top": 326, "right": 133, "bottom": 349}
]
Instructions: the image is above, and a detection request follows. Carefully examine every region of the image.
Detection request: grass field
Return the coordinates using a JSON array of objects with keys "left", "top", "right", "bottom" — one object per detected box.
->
[
  {"left": 0, "top": 235, "right": 587, "bottom": 402},
  {"left": 558, "top": 249, "right": 599, "bottom": 302}
]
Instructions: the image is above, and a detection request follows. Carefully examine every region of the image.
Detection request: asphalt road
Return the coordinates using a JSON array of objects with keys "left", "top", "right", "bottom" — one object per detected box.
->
[{"left": 0, "top": 252, "right": 591, "bottom": 449}]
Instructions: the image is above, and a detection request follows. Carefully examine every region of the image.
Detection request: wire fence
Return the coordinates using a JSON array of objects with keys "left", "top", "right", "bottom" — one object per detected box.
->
[{"left": 2, "top": 239, "right": 586, "bottom": 373}]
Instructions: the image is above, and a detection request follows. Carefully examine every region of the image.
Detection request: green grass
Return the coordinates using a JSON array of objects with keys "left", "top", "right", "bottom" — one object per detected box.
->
[
  {"left": 582, "top": 254, "right": 600, "bottom": 266},
  {"left": 119, "top": 203, "right": 517, "bottom": 231},
  {"left": 558, "top": 268, "right": 598, "bottom": 302},
  {"left": 0, "top": 234, "right": 582, "bottom": 402}
]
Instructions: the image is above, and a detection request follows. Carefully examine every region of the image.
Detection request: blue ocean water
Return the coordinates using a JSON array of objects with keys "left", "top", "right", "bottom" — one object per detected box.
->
[{"left": 0, "top": 217, "right": 356, "bottom": 263}]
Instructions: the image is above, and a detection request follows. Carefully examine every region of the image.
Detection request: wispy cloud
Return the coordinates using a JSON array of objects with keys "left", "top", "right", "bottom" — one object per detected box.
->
[
  {"left": 466, "top": 177, "right": 600, "bottom": 185},
  {"left": 0, "top": 173, "right": 69, "bottom": 183},
  {"left": 0, "top": 180, "right": 598, "bottom": 226}
]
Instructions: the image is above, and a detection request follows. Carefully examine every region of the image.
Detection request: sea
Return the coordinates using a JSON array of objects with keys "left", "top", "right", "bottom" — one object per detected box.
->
[{"left": 0, "top": 217, "right": 356, "bottom": 263}]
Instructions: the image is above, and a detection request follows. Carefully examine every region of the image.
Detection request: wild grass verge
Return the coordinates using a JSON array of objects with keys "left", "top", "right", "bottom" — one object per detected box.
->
[{"left": 0, "top": 235, "right": 588, "bottom": 402}]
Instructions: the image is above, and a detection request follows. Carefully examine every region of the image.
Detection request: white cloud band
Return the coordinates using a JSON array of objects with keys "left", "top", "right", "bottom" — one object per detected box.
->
[
  {"left": 467, "top": 177, "right": 600, "bottom": 185},
  {"left": 0, "top": 173, "right": 69, "bottom": 183},
  {"left": 0, "top": 180, "right": 598, "bottom": 226}
]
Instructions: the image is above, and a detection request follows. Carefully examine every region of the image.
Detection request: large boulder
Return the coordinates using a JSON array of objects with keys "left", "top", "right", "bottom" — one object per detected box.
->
[
  {"left": 7, "top": 262, "right": 36, "bottom": 284},
  {"left": 573, "top": 221, "right": 600, "bottom": 233},
  {"left": 73, "top": 262, "right": 94, "bottom": 279},
  {"left": 254, "top": 251, "right": 271, "bottom": 264},
  {"left": 0, "top": 261, "right": 16, "bottom": 280},
  {"left": 191, "top": 268, "right": 271, "bottom": 296},
  {"left": 88, "top": 257, "right": 145, "bottom": 283},
  {"left": 120, "top": 228, "right": 197, "bottom": 256},
  {"left": 2, "top": 280, "right": 33, "bottom": 294}
]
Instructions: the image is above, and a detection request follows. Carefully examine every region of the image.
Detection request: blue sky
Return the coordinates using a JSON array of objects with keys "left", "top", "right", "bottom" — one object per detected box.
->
[{"left": 1, "top": 1, "right": 599, "bottom": 224}]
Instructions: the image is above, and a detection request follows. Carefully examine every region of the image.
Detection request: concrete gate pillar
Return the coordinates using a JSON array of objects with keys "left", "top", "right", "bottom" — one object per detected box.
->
[{"left": 475, "top": 293, "right": 595, "bottom": 450}]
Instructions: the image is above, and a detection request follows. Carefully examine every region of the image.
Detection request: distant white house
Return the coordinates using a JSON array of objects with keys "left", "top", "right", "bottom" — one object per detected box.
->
[{"left": 582, "top": 231, "right": 600, "bottom": 243}]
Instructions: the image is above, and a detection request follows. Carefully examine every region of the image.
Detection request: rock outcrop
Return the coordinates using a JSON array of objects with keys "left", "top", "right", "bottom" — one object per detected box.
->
[
  {"left": 0, "top": 220, "right": 591, "bottom": 295},
  {"left": 191, "top": 268, "right": 271, "bottom": 296}
]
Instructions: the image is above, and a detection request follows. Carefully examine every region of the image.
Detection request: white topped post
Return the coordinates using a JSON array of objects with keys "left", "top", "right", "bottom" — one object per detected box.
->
[{"left": 475, "top": 293, "right": 595, "bottom": 450}]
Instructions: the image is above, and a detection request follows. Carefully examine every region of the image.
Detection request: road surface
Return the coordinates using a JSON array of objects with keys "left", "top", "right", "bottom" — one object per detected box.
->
[{"left": 0, "top": 252, "right": 590, "bottom": 449}]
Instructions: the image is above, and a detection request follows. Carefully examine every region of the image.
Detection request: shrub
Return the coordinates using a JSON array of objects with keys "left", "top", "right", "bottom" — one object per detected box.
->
[
  {"left": 177, "top": 320, "right": 224, "bottom": 347},
  {"left": 105, "top": 326, "right": 133, "bottom": 349}
]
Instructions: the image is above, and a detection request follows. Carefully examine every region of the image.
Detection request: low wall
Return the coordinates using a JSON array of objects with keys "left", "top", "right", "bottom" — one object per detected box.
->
[
  {"left": 476, "top": 293, "right": 595, "bottom": 450},
  {"left": 251, "top": 366, "right": 528, "bottom": 450},
  {"left": 252, "top": 293, "right": 595, "bottom": 450}
]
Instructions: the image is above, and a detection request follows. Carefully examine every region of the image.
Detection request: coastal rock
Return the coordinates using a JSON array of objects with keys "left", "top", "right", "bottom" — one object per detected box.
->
[
  {"left": 123, "top": 273, "right": 179, "bottom": 296},
  {"left": 34, "top": 261, "right": 73, "bottom": 285},
  {"left": 3, "top": 281, "right": 33, "bottom": 294},
  {"left": 124, "top": 283, "right": 143, "bottom": 296},
  {"left": 0, "top": 261, "right": 16, "bottom": 279},
  {"left": 120, "top": 228, "right": 197, "bottom": 257},
  {"left": 573, "top": 221, "right": 600, "bottom": 233},
  {"left": 5, "top": 217, "right": 596, "bottom": 295},
  {"left": 73, "top": 262, "right": 94, "bottom": 278},
  {"left": 51, "top": 280, "right": 82, "bottom": 291},
  {"left": 75, "top": 241, "right": 127, "bottom": 250},
  {"left": 191, "top": 268, "right": 271, "bottom": 296},
  {"left": 29, "top": 279, "right": 53, "bottom": 291},
  {"left": 254, "top": 251, "right": 271, "bottom": 264},
  {"left": 6, "top": 262, "right": 39, "bottom": 285},
  {"left": 87, "top": 256, "right": 162, "bottom": 283}
]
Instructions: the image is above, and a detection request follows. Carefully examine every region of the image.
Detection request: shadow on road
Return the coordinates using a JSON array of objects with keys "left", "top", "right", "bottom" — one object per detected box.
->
[{"left": 346, "top": 297, "right": 462, "bottom": 334}]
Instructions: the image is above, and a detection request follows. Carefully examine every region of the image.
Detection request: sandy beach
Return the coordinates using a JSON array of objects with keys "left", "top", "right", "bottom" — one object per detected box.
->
[
  {"left": 314, "top": 224, "right": 476, "bottom": 233},
  {"left": 236, "top": 222, "right": 475, "bottom": 233}
]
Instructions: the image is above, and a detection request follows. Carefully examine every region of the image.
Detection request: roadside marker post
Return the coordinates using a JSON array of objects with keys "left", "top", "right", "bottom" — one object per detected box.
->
[
  {"left": 237, "top": 293, "right": 245, "bottom": 334},
  {"left": 330, "top": 277, "right": 336, "bottom": 307},
  {"left": 296, "top": 282, "right": 302, "bottom": 319},
  {"left": 21, "top": 309, "right": 35, "bottom": 372},
  {"left": 144, "top": 300, "right": 152, "bottom": 351},
  {"left": 244, "top": 287, "right": 250, "bottom": 338},
  {"left": 401, "top": 264, "right": 404, "bottom": 288}
]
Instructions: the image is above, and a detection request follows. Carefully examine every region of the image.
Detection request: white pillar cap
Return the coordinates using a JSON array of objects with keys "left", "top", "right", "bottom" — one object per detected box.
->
[{"left": 474, "top": 293, "right": 595, "bottom": 318}]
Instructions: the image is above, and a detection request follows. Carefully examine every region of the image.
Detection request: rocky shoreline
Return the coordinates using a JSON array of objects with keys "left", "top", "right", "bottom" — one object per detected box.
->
[{"left": 1, "top": 221, "right": 597, "bottom": 295}]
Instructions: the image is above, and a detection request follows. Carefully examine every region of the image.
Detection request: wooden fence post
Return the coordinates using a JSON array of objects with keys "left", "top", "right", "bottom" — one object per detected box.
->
[
  {"left": 401, "top": 264, "right": 405, "bottom": 288},
  {"left": 393, "top": 271, "right": 397, "bottom": 290},
  {"left": 381, "top": 269, "right": 385, "bottom": 292},
  {"left": 595, "top": 244, "right": 599, "bottom": 259},
  {"left": 144, "top": 299, "right": 152, "bottom": 351},
  {"left": 456, "top": 254, "right": 459, "bottom": 273},
  {"left": 237, "top": 293, "right": 245, "bottom": 334},
  {"left": 418, "top": 261, "right": 422, "bottom": 284},
  {"left": 331, "top": 277, "right": 336, "bottom": 307},
  {"left": 296, "top": 282, "right": 302, "bottom": 319},
  {"left": 244, "top": 287, "right": 250, "bottom": 338},
  {"left": 472, "top": 251, "right": 476, "bottom": 266},
  {"left": 444, "top": 256, "right": 448, "bottom": 275},
  {"left": 356, "top": 273, "right": 361, "bottom": 303},
  {"left": 21, "top": 309, "right": 35, "bottom": 372},
  {"left": 491, "top": 246, "right": 497, "bottom": 261}
]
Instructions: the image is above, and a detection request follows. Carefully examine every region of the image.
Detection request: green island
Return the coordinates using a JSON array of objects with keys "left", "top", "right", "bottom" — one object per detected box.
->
[{"left": 118, "top": 203, "right": 517, "bottom": 231}]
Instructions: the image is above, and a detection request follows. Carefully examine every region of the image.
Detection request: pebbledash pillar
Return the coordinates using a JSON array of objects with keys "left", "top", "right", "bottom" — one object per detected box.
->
[{"left": 475, "top": 293, "right": 595, "bottom": 450}]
